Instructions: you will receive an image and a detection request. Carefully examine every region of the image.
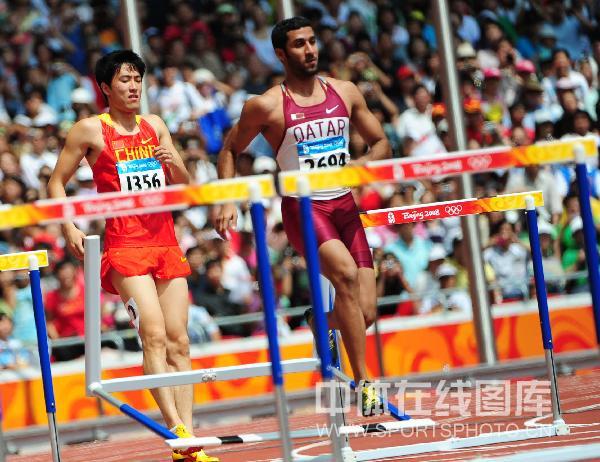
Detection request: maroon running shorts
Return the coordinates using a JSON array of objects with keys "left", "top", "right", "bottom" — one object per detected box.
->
[{"left": 281, "top": 192, "right": 374, "bottom": 268}]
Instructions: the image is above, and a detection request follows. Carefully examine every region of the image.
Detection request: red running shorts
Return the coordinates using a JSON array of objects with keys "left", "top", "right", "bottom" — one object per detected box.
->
[{"left": 101, "top": 246, "right": 191, "bottom": 294}]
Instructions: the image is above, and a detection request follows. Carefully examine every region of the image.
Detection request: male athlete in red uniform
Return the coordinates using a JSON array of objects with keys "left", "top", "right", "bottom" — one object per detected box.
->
[
  {"left": 48, "top": 50, "right": 218, "bottom": 462},
  {"left": 215, "top": 17, "right": 391, "bottom": 416}
]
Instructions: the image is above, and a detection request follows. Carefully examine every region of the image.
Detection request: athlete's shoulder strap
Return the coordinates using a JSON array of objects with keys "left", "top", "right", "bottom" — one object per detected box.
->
[
  {"left": 97, "top": 113, "right": 113, "bottom": 126},
  {"left": 97, "top": 113, "right": 142, "bottom": 126}
]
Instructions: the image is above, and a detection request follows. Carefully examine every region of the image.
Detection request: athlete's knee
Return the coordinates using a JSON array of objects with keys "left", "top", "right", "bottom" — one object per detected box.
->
[
  {"left": 362, "top": 293, "right": 377, "bottom": 327},
  {"left": 140, "top": 328, "right": 167, "bottom": 353},
  {"left": 166, "top": 333, "right": 190, "bottom": 363},
  {"left": 331, "top": 265, "right": 359, "bottom": 291},
  {"left": 363, "top": 307, "right": 376, "bottom": 328}
]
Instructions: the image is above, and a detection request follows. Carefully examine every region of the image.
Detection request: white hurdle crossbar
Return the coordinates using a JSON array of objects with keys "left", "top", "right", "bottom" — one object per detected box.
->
[{"left": 83, "top": 236, "right": 319, "bottom": 396}]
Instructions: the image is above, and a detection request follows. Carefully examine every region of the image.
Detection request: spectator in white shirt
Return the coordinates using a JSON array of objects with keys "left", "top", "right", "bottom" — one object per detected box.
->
[
  {"left": 151, "top": 65, "right": 205, "bottom": 134},
  {"left": 19, "top": 129, "right": 58, "bottom": 189},
  {"left": 542, "top": 49, "right": 589, "bottom": 106},
  {"left": 505, "top": 164, "right": 563, "bottom": 223},
  {"left": 394, "top": 84, "right": 446, "bottom": 157},
  {"left": 483, "top": 219, "right": 530, "bottom": 301}
]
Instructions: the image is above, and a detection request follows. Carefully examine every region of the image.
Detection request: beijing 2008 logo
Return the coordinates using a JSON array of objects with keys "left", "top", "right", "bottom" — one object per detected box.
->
[
  {"left": 445, "top": 205, "right": 463, "bottom": 215},
  {"left": 387, "top": 212, "right": 396, "bottom": 224}
]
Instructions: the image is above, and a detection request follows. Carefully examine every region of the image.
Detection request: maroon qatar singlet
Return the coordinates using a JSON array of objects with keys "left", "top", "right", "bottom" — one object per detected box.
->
[{"left": 276, "top": 77, "right": 373, "bottom": 268}]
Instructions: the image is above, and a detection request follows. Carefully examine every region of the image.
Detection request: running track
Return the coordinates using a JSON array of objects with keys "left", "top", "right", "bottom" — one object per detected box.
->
[{"left": 10, "top": 369, "right": 600, "bottom": 461}]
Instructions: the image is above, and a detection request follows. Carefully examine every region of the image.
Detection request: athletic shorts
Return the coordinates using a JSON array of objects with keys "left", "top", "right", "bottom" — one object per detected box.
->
[
  {"left": 101, "top": 246, "right": 191, "bottom": 294},
  {"left": 281, "top": 192, "right": 373, "bottom": 268}
]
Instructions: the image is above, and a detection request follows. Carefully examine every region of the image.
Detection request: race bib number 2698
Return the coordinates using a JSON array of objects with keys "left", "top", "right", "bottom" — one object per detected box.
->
[{"left": 116, "top": 158, "right": 166, "bottom": 192}]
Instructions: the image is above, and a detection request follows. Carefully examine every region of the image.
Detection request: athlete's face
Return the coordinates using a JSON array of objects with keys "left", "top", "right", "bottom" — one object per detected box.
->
[
  {"left": 103, "top": 64, "right": 142, "bottom": 112},
  {"left": 280, "top": 27, "right": 319, "bottom": 78}
]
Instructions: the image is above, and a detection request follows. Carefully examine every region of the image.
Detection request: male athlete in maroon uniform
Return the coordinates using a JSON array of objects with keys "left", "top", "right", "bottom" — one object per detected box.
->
[{"left": 215, "top": 17, "right": 391, "bottom": 416}]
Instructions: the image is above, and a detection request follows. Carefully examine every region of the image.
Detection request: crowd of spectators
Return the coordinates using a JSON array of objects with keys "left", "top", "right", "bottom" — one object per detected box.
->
[{"left": 1, "top": 0, "right": 600, "bottom": 362}]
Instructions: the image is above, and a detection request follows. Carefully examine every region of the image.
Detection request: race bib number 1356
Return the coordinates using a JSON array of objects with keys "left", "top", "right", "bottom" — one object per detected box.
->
[{"left": 116, "top": 158, "right": 166, "bottom": 192}]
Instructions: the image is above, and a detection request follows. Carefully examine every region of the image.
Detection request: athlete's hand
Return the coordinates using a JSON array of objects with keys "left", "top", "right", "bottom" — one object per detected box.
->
[
  {"left": 347, "top": 156, "right": 369, "bottom": 167},
  {"left": 63, "top": 224, "right": 86, "bottom": 260},
  {"left": 153, "top": 146, "right": 175, "bottom": 164},
  {"left": 215, "top": 203, "right": 238, "bottom": 240}
]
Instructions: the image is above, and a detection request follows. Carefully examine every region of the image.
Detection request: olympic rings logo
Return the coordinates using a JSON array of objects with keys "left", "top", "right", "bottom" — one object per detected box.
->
[
  {"left": 445, "top": 205, "right": 463, "bottom": 215},
  {"left": 387, "top": 212, "right": 396, "bottom": 224},
  {"left": 467, "top": 155, "right": 492, "bottom": 170}
]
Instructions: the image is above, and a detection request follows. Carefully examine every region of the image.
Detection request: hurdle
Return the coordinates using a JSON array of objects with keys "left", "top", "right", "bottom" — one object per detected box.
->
[
  {"left": 296, "top": 190, "right": 570, "bottom": 461},
  {"left": 81, "top": 174, "right": 328, "bottom": 461},
  {"left": 0, "top": 250, "right": 61, "bottom": 462}
]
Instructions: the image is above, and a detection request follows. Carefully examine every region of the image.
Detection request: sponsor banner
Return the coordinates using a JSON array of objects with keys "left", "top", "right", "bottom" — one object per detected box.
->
[{"left": 360, "top": 191, "right": 544, "bottom": 228}]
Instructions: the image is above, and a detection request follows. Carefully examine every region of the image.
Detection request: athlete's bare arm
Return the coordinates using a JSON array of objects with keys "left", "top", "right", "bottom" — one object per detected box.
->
[
  {"left": 331, "top": 79, "right": 392, "bottom": 163},
  {"left": 145, "top": 114, "right": 190, "bottom": 185},
  {"left": 215, "top": 92, "right": 276, "bottom": 238},
  {"left": 48, "top": 117, "right": 103, "bottom": 259}
]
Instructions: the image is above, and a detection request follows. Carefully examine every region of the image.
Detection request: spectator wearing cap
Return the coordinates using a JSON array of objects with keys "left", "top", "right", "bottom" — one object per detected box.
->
[
  {"left": 420, "top": 263, "right": 472, "bottom": 315},
  {"left": 521, "top": 75, "right": 561, "bottom": 132},
  {"left": 394, "top": 84, "right": 446, "bottom": 157},
  {"left": 481, "top": 67, "right": 508, "bottom": 124},
  {"left": 413, "top": 244, "right": 446, "bottom": 311},
  {"left": 484, "top": 219, "right": 531, "bottom": 301},
  {"left": 19, "top": 128, "right": 58, "bottom": 189},
  {"left": 515, "top": 60, "right": 536, "bottom": 81},
  {"left": 535, "top": 23, "right": 558, "bottom": 63},
  {"left": 542, "top": 49, "right": 589, "bottom": 107},
  {"left": 393, "top": 65, "right": 417, "bottom": 113},
  {"left": 456, "top": 42, "right": 478, "bottom": 73},
  {"left": 70, "top": 87, "right": 96, "bottom": 118},
  {"left": 463, "top": 97, "right": 488, "bottom": 148}
]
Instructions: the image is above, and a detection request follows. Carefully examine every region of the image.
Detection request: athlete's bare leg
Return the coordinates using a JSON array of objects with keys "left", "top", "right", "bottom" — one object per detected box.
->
[
  {"left": 156, "top": 277, "right": 194, "bottom": 431},
  {"left": 357, "top": 267, "right": 377, "bottom": 328},
  {"left": 318, "top": 239, "right": 368, "bottom": 383},
  {"left": 111, "top": 272, "right": 182, "bottom": 428}
]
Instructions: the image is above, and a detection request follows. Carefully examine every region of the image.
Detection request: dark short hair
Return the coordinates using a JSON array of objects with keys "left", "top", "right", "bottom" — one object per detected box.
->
[
  {"left": 271, "top": 16, "right": 312, "bottom": 50},
  {"left": 411, "top": 83, "right": 429, "bottom": 97},
  {"left": 94, "top": 50, "right": 146, "bottom": 98}
]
